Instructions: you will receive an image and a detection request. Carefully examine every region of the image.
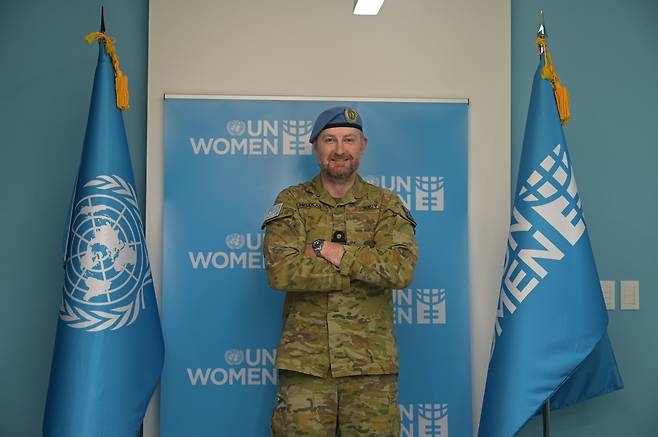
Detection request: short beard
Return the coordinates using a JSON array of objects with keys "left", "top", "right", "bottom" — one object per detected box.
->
[{"left": 320, "top": 157, "right": 360, "bottom": 183}]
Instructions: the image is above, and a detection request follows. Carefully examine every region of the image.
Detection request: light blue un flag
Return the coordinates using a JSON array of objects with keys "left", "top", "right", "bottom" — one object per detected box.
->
[
  {"left": 478, "top": 60, "right": 623, "bottom": 437},
  {"left": 43, "top": 38, "right": 164, "bottom": 437}
]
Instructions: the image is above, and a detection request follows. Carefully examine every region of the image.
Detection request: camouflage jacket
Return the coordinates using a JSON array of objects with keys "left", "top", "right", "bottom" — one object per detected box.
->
[{"left": 263, "top": 174, "right": 417, "bottom": 378}]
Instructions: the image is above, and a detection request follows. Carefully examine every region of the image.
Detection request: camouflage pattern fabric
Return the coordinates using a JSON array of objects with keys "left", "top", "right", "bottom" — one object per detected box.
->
[
  {"left": 271, "top": 370, "right": 400, "bottom": 437},
  {"left": 263, "top": 174, "right": 417, "bottom": 378}
]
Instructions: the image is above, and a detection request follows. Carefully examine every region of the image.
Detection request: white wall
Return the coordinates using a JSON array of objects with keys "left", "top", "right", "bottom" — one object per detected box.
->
[{"left": 146, "top": 0, "right": 510, "bottom": 435}]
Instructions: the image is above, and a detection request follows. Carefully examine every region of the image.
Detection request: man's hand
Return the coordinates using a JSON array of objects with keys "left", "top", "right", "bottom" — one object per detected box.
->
[
  {"left": 304, "top": 242, "right": 345, "bottom": 268},
  {"left": 319, "top": 241, "right": 345, "bottom": 268},
  {"left": 304, "top": 244, "right": 316, "bottom": 258}
]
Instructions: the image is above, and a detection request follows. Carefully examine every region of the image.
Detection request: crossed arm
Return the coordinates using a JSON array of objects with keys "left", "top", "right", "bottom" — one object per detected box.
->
[{"left": 263, "top": 192, "right": 417, "bottom": 292}]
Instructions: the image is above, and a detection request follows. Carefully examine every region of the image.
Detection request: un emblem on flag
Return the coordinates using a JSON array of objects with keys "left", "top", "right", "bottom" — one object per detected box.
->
[
  {"left": 60, "top": 175, "right": 153, "bottom": 332},
  {"left": 518, "top": 144, "right": 585, "bottom": 246}
]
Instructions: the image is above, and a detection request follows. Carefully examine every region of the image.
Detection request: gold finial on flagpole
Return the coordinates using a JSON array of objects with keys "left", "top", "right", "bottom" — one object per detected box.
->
[
  {"left": 537, "top": 10, "right": 547, "bottom": 55},
  {"left": 535, "top": 11, "right": 570, "bottom": 125}
]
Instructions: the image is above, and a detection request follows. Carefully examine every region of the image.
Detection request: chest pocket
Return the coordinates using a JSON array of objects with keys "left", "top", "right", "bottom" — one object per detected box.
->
[
  {"left": 298, "top": 204, "right": 333, "bottom": 244},
  {"left": 347, "top": 205, "right": 380, "bottom": 246}
]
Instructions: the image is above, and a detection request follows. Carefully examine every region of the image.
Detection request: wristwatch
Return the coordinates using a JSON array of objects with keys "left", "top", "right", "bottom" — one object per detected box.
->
[{"left": 312, "top": 239, "right": 325, "bottom": 257}]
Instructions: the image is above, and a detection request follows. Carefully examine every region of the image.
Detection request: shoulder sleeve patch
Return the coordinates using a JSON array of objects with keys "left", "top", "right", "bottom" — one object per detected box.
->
[
  {"left": 261, "top": 202, "right": 296, "bottom": 229},
  {"left": 262, "top": 203, "right": 283, "bottom": 226}
]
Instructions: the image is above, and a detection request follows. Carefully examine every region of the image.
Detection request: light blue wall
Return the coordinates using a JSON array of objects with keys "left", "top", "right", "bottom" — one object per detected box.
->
[
  {"left": 1, "top": 0, "right": 656, "bottom": 436},
  {"left": 513, "top": 1, "right": 658, "bottom": 436},
  {"left": 0, "top": 1, "right": 148, "bottom": 436}
]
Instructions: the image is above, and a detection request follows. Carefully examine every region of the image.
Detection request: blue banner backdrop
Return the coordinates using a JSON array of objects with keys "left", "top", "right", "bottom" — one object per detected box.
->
[{"left": 162, "top": 97, "right": 470, "bottom": 436}]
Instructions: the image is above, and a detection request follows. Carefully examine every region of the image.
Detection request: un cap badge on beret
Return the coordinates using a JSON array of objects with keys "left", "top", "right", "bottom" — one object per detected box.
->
[{"left": 344, "top": 108, "right": 358, "bottom": 122}]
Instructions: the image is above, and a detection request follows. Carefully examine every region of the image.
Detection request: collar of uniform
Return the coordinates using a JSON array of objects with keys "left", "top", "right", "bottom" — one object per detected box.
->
[
  {"left": 309, "top": 174, "right": 367, "bottom": 206},
  {"left": 351, "top": 174, "right": 367, "bottom": 199}
]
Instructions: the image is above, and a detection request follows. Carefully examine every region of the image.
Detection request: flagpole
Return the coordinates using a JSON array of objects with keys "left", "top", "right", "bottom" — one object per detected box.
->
[
  {"left": 98, "top": 9, "right": 147, "bottom": 435},
  {"left": 537, "top": 11, "right": 552, "bottom": 437},
  {"left": 100, "top": 11, "right": 142, "bottom": 437},
  {"left": 98, "top": 13, "right": 143, "bottom": 436},
  {"left": 542, "top": 401, "right": 551, "bottom": 437}
]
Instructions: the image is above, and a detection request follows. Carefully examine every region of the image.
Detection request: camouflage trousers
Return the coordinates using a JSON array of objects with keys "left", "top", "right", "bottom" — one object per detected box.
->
[{"left": 271, "top": 370, "right": 400, "bottom": 437}]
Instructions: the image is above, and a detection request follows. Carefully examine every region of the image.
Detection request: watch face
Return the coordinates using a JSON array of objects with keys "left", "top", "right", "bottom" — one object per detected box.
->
[{"left": 312, "top": 239, "right": 323, "bottom": 249}]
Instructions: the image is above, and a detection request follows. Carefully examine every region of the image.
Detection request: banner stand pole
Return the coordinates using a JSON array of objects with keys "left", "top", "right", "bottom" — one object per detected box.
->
[{"left": 542, "top": 400, "right": 551, "bottom": 437}]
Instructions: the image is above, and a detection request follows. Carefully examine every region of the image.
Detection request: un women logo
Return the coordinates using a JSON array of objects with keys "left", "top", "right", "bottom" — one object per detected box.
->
[
  {"left": 225, "top": 233, "right": 245, "bottom": 250},
  {"left": 60, "top": 175, "right": 152, "bottom": 332},
  {"left": 226, "top": 120, "right": 246, "bottom": 136},
  {"left": 224, "top": 349, "right": 245, "bottom": 366}
]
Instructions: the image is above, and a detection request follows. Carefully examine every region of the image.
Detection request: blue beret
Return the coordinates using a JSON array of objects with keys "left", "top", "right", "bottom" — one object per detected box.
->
[{"left": 309, "top": 107, "right": 364, "bottom": 143}]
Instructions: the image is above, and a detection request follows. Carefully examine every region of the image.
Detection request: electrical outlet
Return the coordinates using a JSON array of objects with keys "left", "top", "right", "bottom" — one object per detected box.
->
[
  {"left": 620, "top": 280, "right": 640, "bottom": 310},
  {"left": 600, "top": 280, "right": 615, "bottom": 310}
]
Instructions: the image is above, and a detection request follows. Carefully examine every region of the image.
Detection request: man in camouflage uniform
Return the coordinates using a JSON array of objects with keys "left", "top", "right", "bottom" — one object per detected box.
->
[{"left": 263, "top": 107, "right": 417, "bottom": 436}]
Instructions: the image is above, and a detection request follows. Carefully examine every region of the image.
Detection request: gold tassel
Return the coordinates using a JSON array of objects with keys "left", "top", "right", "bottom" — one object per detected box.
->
[
  {"left": 554, "top": 82, "right": 570, "bottom": 124},
  {"left": 115, "top": 74, "right": 129, "bottom": 110},
  {"left": 536, "top": 37, "right": 570, "bottom": 125},
  {"left": 85, "top": 31, "right": 130, "bottom": 110}
]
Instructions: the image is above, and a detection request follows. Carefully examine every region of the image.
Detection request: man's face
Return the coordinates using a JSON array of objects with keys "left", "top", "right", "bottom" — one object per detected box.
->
[{"left": 314, "top": 127, "right": 367, "bottom": 183}]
